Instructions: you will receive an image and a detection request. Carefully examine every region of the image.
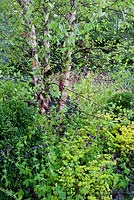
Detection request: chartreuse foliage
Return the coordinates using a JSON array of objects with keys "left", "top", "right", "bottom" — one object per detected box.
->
[{"left": 0, "top": 80, "right": 134, "bottom": 200}]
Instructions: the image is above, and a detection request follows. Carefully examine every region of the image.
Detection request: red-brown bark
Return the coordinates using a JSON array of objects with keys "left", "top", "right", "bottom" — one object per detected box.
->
[{"left": 58, "top": 0, "right": 77, "bottom": 111}]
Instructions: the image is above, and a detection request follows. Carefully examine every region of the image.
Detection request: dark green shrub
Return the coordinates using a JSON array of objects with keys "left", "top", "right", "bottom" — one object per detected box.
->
[
  {"left": 107, "top": 91, "right": 134, "bottom": 113},
  {"left": 0, "top": 99, "right": 39, "bottom": 198},
  {"left": 0, "top": 81, "right": 41, "bottom": 199}
]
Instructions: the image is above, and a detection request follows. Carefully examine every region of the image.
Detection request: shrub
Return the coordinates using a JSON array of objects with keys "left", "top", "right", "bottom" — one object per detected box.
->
[
  {"left": 0, "top": 81, "right": 40, "bottom": 199},
  {"left": 106, "top": 91, "right": 134, "bottom": 115},
  {"left": 92, "top": 113, "right": 134, "bottom": 197}
]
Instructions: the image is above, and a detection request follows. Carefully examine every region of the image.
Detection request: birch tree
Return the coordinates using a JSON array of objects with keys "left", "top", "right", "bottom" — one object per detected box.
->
[
  {"left": 17, "top": 0, "right": 52, "bottom": 114},
  {"left": 58, "top": 0, "right": 77, "bottom": 111}
]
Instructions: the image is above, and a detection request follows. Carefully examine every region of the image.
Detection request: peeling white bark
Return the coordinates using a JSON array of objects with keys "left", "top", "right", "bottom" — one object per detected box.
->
[{"left": 58, "top": 1, "right": 77, "bottom": 111}]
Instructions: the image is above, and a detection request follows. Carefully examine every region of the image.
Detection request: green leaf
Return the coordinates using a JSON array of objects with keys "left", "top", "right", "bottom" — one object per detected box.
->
[{"left": 17, "top": 189, "right": 24, "bottom": 200}]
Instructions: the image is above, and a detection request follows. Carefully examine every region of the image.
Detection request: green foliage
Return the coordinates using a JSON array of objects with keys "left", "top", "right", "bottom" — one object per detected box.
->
[
  {"left": 0, "top": 0, "right": 134, "bottom": 199},
  {"left": 0, "top": 80, "right": 133, "bottom": 199},
  {"left": 113, "top": 92, "right": 133, "bottom": 108},
  {"left": 69, "top": 73, "right": 134, "bottom": 199},
  {"left": 2, "top": 0, "right": 134, "bottom": 75},
  {"left": 0, "top": 81, "right": 39, "bottom": 198},
  {"left": 106, "top": 91, "right": 134, "bottom": 116}
]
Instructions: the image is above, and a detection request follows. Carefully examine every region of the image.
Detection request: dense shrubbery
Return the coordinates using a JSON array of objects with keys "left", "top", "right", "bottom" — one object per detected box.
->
[
  {"left": 0, "top": 79, "right": 134, "bottom": 200},
  {"left": 106, "top": 91, "right": 134, "bottom": 116}
]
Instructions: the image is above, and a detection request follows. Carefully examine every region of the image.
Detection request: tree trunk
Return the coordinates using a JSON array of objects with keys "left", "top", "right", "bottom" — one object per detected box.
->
[
  {"left": 58, "top": 0, "right": 77, "bottom": 111},
  {"left": 17, "top": 0, "right": 40, "bottom": 86},
  {"left": 17, "top": 0, "right": 50, "bottom": 114}
]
